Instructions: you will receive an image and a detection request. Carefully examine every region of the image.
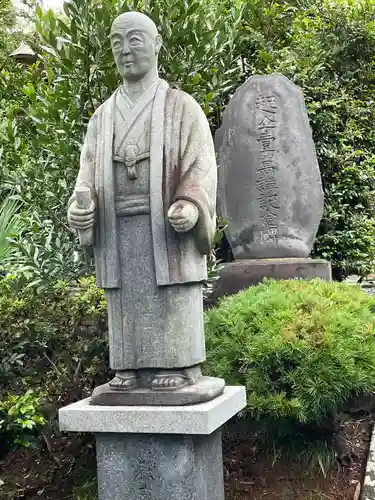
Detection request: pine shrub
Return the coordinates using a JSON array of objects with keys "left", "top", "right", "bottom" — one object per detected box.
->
[{"left": 205, "top": 279, "right": 375, "bottom": 426}]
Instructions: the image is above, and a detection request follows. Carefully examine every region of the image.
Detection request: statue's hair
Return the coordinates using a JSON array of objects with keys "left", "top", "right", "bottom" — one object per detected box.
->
[{"left": 111, "top": 11, "right": 158, "bottom": 37}]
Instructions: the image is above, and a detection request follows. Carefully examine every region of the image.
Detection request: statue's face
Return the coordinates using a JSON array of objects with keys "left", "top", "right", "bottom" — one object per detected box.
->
[{"left": 111, "top": 25, "right": 160, "bottom": 81}]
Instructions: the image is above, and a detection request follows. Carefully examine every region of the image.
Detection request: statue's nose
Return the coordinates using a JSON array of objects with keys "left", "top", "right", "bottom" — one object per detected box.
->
[{"left": 122, "top": 40, "right": 131, "bottom": 55}]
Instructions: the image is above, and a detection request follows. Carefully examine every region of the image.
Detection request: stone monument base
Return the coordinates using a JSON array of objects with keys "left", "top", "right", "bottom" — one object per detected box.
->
[
  {"left": 59, "top": 386, "right": 246, "bottom": 500},
  {"left": 91, "top": 376, "right": 225, "bottom": 406},
  {"left": 213, "top": 258, "right": 332, "bottom": 299}
]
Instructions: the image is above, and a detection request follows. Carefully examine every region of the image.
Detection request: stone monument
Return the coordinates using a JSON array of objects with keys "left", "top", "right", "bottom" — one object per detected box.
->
[
  {"left": 214, "top": 74, "right": 331, "bottom": 297},
  {"left": 59, "top": 12, "right": 246, "bottom": 500}
]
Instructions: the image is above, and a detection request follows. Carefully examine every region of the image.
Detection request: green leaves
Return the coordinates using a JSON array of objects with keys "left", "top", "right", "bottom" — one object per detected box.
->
[
  {"left": 0, "top": 197, "right": 26, "bottom": 265},
  {"left": 0, "top": 390, "right": 45, "bottom": 449}
]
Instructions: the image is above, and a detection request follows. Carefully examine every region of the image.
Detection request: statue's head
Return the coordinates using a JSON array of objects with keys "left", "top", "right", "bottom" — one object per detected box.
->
[{"left": 110, "top": 12, "right": 162, "bottom": 81}]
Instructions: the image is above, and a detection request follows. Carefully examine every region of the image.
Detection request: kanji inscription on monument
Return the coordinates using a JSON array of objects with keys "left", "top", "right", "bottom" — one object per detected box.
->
[{"left": 255, "top": 93, "right": 280, "bottom": 242}]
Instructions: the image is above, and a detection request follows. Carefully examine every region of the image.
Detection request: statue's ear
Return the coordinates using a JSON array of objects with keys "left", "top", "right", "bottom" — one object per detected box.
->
[{"left": 155, "top": 34, "right": 162, "bottom": 54}]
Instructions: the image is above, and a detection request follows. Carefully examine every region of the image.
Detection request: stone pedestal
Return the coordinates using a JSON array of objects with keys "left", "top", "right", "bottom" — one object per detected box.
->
[
  {"left": 213, "top": 258, "right": 332, "bottom": 299},
  {"left": 95, "top": 431, "right": 223, "bottom": 500},
  {"left": 59, "top": 386, "right": 246, "bottom": 500}
]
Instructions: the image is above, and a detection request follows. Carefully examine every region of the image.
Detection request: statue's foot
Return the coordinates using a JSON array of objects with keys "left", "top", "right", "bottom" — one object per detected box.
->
[
  {"left": 151, "top": 372, "right": 188, "bottom": 391},
  {"left": 109, "top": 371, "right": 137, "bottom": 391}
]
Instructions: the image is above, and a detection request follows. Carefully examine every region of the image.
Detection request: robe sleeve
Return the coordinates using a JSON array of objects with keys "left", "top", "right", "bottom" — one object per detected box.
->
[
  {"left": 68, "top": 111, "right": 99, "bottom": 208},
  {"left": 173, "top": 93, "right": 217, "bottom": 255}
]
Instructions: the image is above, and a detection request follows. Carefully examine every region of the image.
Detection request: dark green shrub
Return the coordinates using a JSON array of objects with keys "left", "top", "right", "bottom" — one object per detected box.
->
[
  {"left": 205, "top": 279, "right": 375, "bottom": 426},
  {"left": 0, "top": 274, "right": 108, "bottom": 448},
  {"left": 0, "top": 275, "right": 109, "bottom": 398}
]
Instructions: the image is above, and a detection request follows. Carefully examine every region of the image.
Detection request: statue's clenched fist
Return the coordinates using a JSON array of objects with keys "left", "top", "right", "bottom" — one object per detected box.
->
[
  {"left": 168, "top": 200, "right": 199, "bottom": 233},
  {"left": 68, "top": 199, "right": 96, "bottom": 231}
]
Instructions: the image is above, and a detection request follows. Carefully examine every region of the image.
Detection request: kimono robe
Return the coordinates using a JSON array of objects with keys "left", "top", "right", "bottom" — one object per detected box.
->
[{"left": 71, "top": 79, "right": 217, "bottom": 370}]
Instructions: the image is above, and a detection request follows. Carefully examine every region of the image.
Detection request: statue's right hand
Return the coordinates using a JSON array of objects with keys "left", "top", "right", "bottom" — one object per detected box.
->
[{"left": 68, "top": 200, "right": 96, "bottom": 231}]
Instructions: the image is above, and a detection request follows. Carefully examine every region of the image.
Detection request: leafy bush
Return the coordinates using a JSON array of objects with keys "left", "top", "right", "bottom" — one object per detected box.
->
[
  {"left": 0, "top": 273, "right": 109, "bottom": 448},
  {"left": 0, "top": 275, "right": 109, "bottom": 399},
  {"left": 0, "top": 390, "right": 45, "bottom": 449},
  {"left": 205, "top": 279, "right": 375, "bottom": 428}
]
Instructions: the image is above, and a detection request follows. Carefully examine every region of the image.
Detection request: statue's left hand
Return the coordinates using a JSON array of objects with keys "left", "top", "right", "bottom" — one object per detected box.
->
[{"left": 168, "top": 200, "right": 199, "bottom": 233}]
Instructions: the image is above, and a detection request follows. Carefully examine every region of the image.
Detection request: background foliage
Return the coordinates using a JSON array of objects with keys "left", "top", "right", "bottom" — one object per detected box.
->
[
  {"left": 239, "top": 0, "right": 375, "bottom": 279},
  {"left": 2, "top": 0, "right": 375, "bottom": 281}
]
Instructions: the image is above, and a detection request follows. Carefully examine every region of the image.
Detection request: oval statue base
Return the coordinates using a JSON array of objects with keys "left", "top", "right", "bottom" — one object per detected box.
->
[{"left": 91, "top": 376, "right": 225, "bottom": 406}]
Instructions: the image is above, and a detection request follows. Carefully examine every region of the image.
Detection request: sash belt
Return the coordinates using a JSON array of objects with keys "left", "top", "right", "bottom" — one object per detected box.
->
[
  {"left": 115, "top": 194, "right": 150, "bottom": 217},
  {"left": 113, "top": 152, "right": 150, "bottom": 164}
]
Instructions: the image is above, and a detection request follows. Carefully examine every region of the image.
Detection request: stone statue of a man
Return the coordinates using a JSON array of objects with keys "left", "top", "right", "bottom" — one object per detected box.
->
[{"left": 67, "top": 11, "right": 223, "bottom": 405}]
